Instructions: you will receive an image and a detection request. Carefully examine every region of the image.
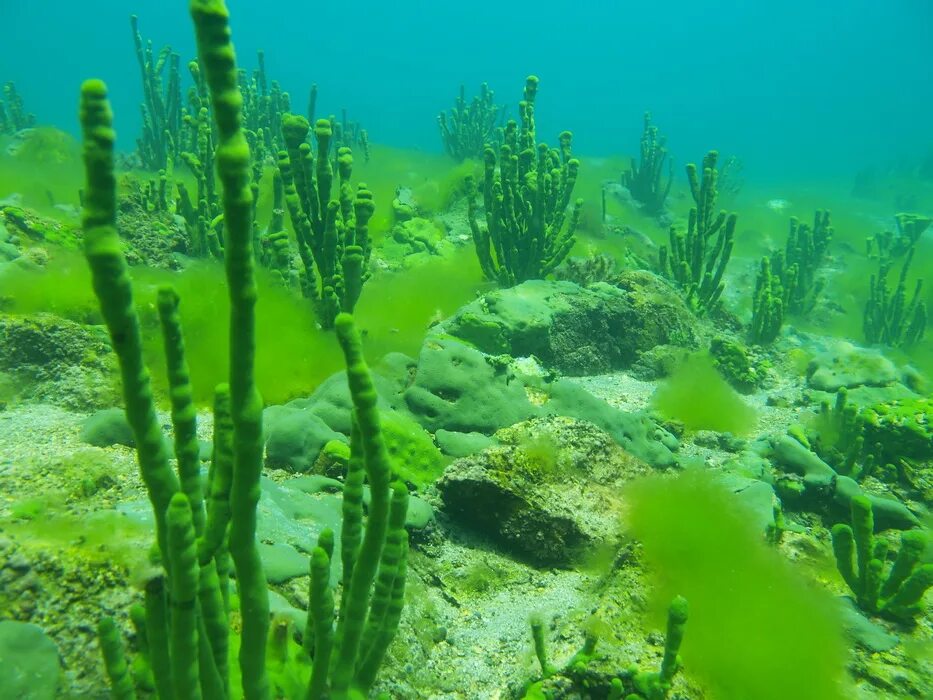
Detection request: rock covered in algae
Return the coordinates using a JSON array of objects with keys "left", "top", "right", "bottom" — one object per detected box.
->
[{"left": 438, "top": 416, "right": 652, "bottom": 567}]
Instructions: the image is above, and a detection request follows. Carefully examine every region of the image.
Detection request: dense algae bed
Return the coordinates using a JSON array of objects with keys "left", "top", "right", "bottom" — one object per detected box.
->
[{"left": 1, "top": 3, "right": 932, "bottom": 699}]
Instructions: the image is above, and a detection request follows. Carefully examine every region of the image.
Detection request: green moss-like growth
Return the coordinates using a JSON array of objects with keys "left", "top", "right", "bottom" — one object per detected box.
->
[
  {"left": 709, "top": 337, "right": 761, "bottom": 393},
  {"left": 379, "top": 409, "right": 446, "bottom": 490},
  {"left": 861, "top": 395, "right": 933, "bottom": 465},
  {"left": 651, "top": 353, "right": 756, "bottom": 434},
  {"left": 1, "top": 204, "right": 81, "bottom": 248}
]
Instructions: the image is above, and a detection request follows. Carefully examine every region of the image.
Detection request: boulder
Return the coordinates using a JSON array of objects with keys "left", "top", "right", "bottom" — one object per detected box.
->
[{"left": 438, "top": 417, "right": 653, "bottom": 567}]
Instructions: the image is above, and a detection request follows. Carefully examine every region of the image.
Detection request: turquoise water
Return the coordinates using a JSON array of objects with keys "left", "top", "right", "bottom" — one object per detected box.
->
[{"left": 2, "top": 1, "right": 932, "bottom": 179}]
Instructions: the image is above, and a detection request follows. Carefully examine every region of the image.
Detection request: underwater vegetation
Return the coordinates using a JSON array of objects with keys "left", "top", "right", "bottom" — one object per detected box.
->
[
  {"left": 650, "top": 353, "right": 757, "bottom": 435},
  {"left": 749, "top": 210, "right": 834, "bottom": 345},
  {"left": 437, "top": 83, "right": 504, "bottom": 163},
  {"left": 621, "top": 112, "right": 673, "bottom": 217},
  {"left": 625, "top": 471, "right": 850, "bottom": 700},
  {"left": 0, "top": 81, "right": 36, "bottom": 135},
  {"left": 863, "top": 213, "right": 930, "bottom": 348},
  {"left": 0, "top": 1, "right": 931, "bottom": 699},
  {"left": 466, "top": 76, "right": 582, "bottom": 287},
  {"left": 658, "top": 151, "right": 736, "bottom": 316}
]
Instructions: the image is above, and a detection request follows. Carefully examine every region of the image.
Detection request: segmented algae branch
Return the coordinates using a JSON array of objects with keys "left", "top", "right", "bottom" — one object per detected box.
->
[
  {"left": 82, "top": 2, "right": 408, "bottom": 697},
  {"left": 659, "top": 151, "right": 736, "bottom": 315},
  {"left": 276, "top": 112, "right": 376, "bottom": 328},
  {"left": 621, "top": 112, "right": 673, "bottom": 216},
  {"left": 438, "top": 82, "right": 505, "bottom": 161},
  {"left": 130, "top": 15, "right": 184, "bottom": 172},
  {"left": 465, "top": 75, "right": 583, "bottom": 287}
]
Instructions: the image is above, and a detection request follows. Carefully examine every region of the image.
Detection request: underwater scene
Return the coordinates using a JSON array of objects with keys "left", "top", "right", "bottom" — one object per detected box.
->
[{"left": 0, "top": 0, "right": 931, "bottom": 698}]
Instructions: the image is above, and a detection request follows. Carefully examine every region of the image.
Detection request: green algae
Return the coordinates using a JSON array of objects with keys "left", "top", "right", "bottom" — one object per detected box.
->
[
  {"left": 650, "top": 353, "right": 757, "bottom": 434},
  {"left": 625, "top": 470, "right": 849, "bottom": 700},
  {"left": 1, "top": 246, "right": 482, "bottom": 404}
]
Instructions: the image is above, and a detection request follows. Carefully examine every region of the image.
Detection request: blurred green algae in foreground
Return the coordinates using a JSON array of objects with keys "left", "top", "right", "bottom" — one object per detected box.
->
[{"left": 625, "top": 470, "right": 849, "bottom": 700}]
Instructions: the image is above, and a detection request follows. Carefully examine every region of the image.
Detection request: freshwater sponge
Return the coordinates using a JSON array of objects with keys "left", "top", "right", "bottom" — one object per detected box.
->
[
  {"left": 831, "top": 495, "right": 933, "bottom": 621},
  {"left": 650, "top": 353, "right": 756, "bottom": 434},
  {"left": 625, "top": 471, "right": 847, "bottom": 700}
]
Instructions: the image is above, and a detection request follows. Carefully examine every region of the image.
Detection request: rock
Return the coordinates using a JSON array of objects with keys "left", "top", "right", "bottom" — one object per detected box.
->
[
  {"left": 116, "top": 193, "right": 190, "bottom": 269},
  {"left": 298, "top": 370, "right": 398, "bottom": 435},
  {"left": 312, "top": 439, "right": 350, "bottom": 478},
  {"left": 443, "top": 273, "right": 697, "bottom": 376},
  {"left": 0, "top": 204, "right": 80, "bottom": 248},
  {"left": 404, "top": 335, "right": 537, "bottom": 435},
  {"left": 861, "top": 396, "right": 932, "bottom": 463},
  {"left": 836, "top": 597, "right": 899, "bottom": 652},
  {"left": 438, "top": 417, "right": 653, "bottom": 567},
  {"left": 710, "top": 337, "right": 763, "bottom": 394},
  {"left": 0, "top": 621, "right": 60, "bottom": 699},
  {"left": 263, "top": 404, "right": 346, "bottom": 473},
  {"left": 80, "top": 407, "right": 135, "bottom": 448},
  {"left": 807, "top": 341, "right": 898, "bottom": 391},
  {"left": 715, "top": 473, "right": 778, "bottom": 534},
  {"left": 544, "top": 378, "right": 679, "bottom": 467},
  {"left": 769, "top": 435, "right": 920, "bottom": 530},
  {"left": 435, "top": 429, "right": 496, "bottom": 458},
  {"left": 258, "top": 476, "right": 345, "bottom": 563},
  {"left": 379, "top": 217, "right": 446, "bottom": 269},
  {"left": 266, "top": 392, "right": 445, "bottom": 487},
  {"left": 722, "top": 450, "right": 772, "bottom": 481},
  {"left": 629, "top": 344, "right": 691, "bottom": 381},
  {"left": 0, "top": 313, "right": 119, "bottom": 410},
  {"left": 270, "top": 325, "right": 678, "bottom": 482},
  {"left": 259, "top": 543, "right": 310, "bottom": 584}
]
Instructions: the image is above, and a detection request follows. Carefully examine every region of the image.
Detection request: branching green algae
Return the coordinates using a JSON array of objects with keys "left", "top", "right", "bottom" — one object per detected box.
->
[{"left": 79, "top": 1, "right": 409, "bottom": 697}]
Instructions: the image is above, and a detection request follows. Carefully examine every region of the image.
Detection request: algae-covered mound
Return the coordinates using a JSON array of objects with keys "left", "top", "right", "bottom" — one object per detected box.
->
[
  {"left": 0, "top": 313, "right": 119, "bottom": 410},
  {"left": 862, "top": 395, "right": 932, "bottom": 463},
  {"left": 443, "top": 272, "right": 697, "bottom": 375},
  {"left": 438, "top": 416, "right": 652, "bottom": 566},
  {"left": 0, "top": 620, "right": 61, "bottom": 700},
  {"left": 807, "top": 341, "right": 899, "bottom": 391},
  {"left": 264, "top": 326, "right": 680, "bottom": 487}
]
